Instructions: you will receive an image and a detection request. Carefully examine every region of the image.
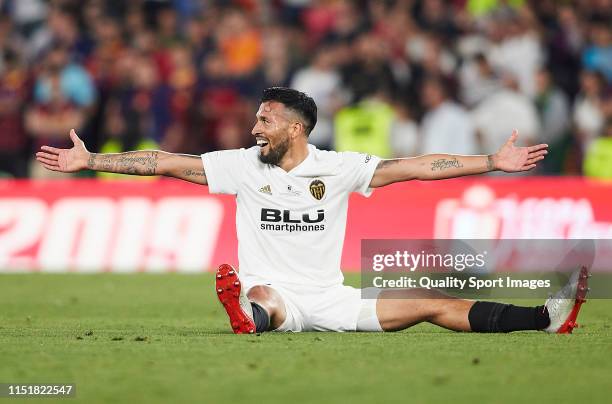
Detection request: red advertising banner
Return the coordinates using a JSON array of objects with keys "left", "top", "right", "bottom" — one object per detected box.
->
[
  {"left": 1, "top": 177, "right": 611, "bottom": 273},
  {"left": 0, "top": 179, "right": 237, "bottom": 273}
]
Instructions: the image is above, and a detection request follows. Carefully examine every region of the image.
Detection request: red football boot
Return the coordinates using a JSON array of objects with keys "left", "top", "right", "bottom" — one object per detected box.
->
[{"left": 215, "top": 264, "right": 255, "bottom": 334}]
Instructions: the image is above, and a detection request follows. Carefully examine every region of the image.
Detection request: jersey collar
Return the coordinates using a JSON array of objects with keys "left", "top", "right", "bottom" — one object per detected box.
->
[{"left": 289, "top": 144, "right": 342, "bottom": 178}]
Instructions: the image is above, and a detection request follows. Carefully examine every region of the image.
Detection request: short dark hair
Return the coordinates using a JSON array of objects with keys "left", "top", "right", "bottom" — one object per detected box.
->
[{"left": 261, "top": 87, "right": 317, "bottom": 136}]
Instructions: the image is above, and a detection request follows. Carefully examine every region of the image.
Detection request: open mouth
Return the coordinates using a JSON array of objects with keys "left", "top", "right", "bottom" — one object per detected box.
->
[{"left": 256, "top": 137, "right": 269, "bottom": 148}]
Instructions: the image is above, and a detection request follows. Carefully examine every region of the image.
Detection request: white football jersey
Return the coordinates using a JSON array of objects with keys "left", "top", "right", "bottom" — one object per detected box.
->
[{"left": 202, "top": 145, "right": 380, "bottom": 289}]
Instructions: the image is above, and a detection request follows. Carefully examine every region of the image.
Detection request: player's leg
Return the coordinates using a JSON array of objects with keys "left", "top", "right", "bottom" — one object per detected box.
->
[
  {"left": 375, "top": 266, "right": 589, "bottom": 334},
  {"left": 376, "top": 288, "right": 475, "bottom": 331},
  {"left": 302, "top": 285, "right": 544, "bottom": 333},
  {"left": 377, "top": 289, "right": 561, "bottom": 333},
  {"left": 215, "top": 264, "right": 287, "bottom": 334},
  {"left": 247, "top": 285, "right": 287, "bottom": 330},
  {"left": 376, "top": 289, "right": 550, "bottom": 332}
]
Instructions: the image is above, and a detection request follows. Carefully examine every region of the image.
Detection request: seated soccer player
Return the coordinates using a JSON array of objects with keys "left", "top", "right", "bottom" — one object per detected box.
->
[{"left": 36, "top": 87, "right": 588, "bottom": 335}]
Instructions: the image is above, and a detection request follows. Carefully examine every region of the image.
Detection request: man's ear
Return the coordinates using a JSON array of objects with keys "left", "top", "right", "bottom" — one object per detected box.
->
[{"left": 290, "top": 121, "right": 303, "bottom": 139}]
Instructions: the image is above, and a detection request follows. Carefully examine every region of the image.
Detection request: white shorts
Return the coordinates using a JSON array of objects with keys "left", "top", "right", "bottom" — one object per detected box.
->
[{"left": 247, "top": 283, "right": 383, "bottom": 332}]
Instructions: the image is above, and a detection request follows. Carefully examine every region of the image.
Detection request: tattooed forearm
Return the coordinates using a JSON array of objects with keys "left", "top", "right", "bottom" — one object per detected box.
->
[
  {"left": 182, "top": 169, "right": 205, "bottom": 177},
  {"left": 87, "top": 151, "right": 159, "bottom": 175},
  {"left": 430, "top": 157, "right": 464, "bottom": 171},
  {"left": 87, "top": 153, "right": 95, "bottom": 170},
  {"left": 486, "top": 155, "right": 495, "bottom": 171},
  {"left": 371, "top": 153, "right": 496, "bottom": 186}
]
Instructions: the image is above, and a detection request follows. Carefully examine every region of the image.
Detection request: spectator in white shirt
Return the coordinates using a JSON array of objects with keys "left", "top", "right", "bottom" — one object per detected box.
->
[
  {"left": 390, "top": 101, "right": 419, "bottom": 157},
  {"left": 534, "top": 68, "right": 571, "bottom": 173},
  {"left": 486, "top": 12, "right": 544, "bottom": 97},
  {"left": 291, "top": 44, "right": 345, "bottom": 150},
  {"left": 459, "top": 53, "right": 503, "bottom": 108},
  {"left": 419, "top": 76, "right": 478, "bottom": 155},
  {"left": 472, "top": 75, "right": 539, "bottom": 155},
  {"left": 573, "top": 70, "right": 606, "bottom": 151}
]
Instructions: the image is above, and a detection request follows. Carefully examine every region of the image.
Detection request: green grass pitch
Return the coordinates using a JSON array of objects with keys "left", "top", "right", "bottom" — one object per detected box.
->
[{"left": 1, "top": 274, "right": 610, "bottom": 404}]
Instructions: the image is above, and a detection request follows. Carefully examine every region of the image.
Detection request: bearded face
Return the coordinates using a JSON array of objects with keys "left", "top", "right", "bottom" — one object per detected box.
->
[
  {"left": 252, "top": 101, "right": 299, "bottom": 166},
  {"left": 257, "top": 134, "right": 290, "bottom": 165}
]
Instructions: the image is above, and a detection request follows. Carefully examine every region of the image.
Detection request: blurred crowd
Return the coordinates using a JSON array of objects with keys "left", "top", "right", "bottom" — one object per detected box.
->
[{"left": 0, "top": 0, "right": 610, "bottom": 179}]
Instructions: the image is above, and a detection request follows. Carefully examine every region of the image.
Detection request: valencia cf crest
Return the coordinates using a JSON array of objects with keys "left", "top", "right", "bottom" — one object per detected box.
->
[{"left": 309, "top": 179, "right": 326, "bottom": 200}]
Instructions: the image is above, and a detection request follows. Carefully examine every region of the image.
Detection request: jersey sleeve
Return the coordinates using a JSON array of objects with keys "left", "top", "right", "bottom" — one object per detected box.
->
[
  {"left": 341, "top": 151, "right": 381, "bottom": 197},
  {"left": 201, "top": 149, "right": 244, "bottom": 195}
]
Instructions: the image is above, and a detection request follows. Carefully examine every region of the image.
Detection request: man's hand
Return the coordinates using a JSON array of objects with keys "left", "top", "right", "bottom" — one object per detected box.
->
[
  {"left": 35, "top": 129, "right": 89, "bottom": 173},
  {"left": 35, "top": 128, "right": 207, "bottom": 184},
  {"left": 370, "top": 129, "right": 550, "bottom": 187},
  {"left": 491, "top": 129, "right": 548, "bottom": 172}
]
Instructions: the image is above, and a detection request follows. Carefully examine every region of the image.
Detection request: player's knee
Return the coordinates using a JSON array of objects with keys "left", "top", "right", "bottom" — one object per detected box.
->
[{"left": 247, "top": 285, "right": 283, "bottom": 317}]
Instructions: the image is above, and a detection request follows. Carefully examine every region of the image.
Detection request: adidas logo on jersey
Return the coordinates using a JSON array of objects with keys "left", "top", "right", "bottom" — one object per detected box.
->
[{"left": 259, "top": 185, "right": 272, "bottom": 195}]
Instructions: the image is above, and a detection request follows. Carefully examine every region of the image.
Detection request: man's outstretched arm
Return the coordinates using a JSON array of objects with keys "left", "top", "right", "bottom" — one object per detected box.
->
[
  {"left": 35, "top": 129, "right": 208, "bottom": 185},
  {"left": 370, "top": 130, "right": 548, "bottom": 188}
]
